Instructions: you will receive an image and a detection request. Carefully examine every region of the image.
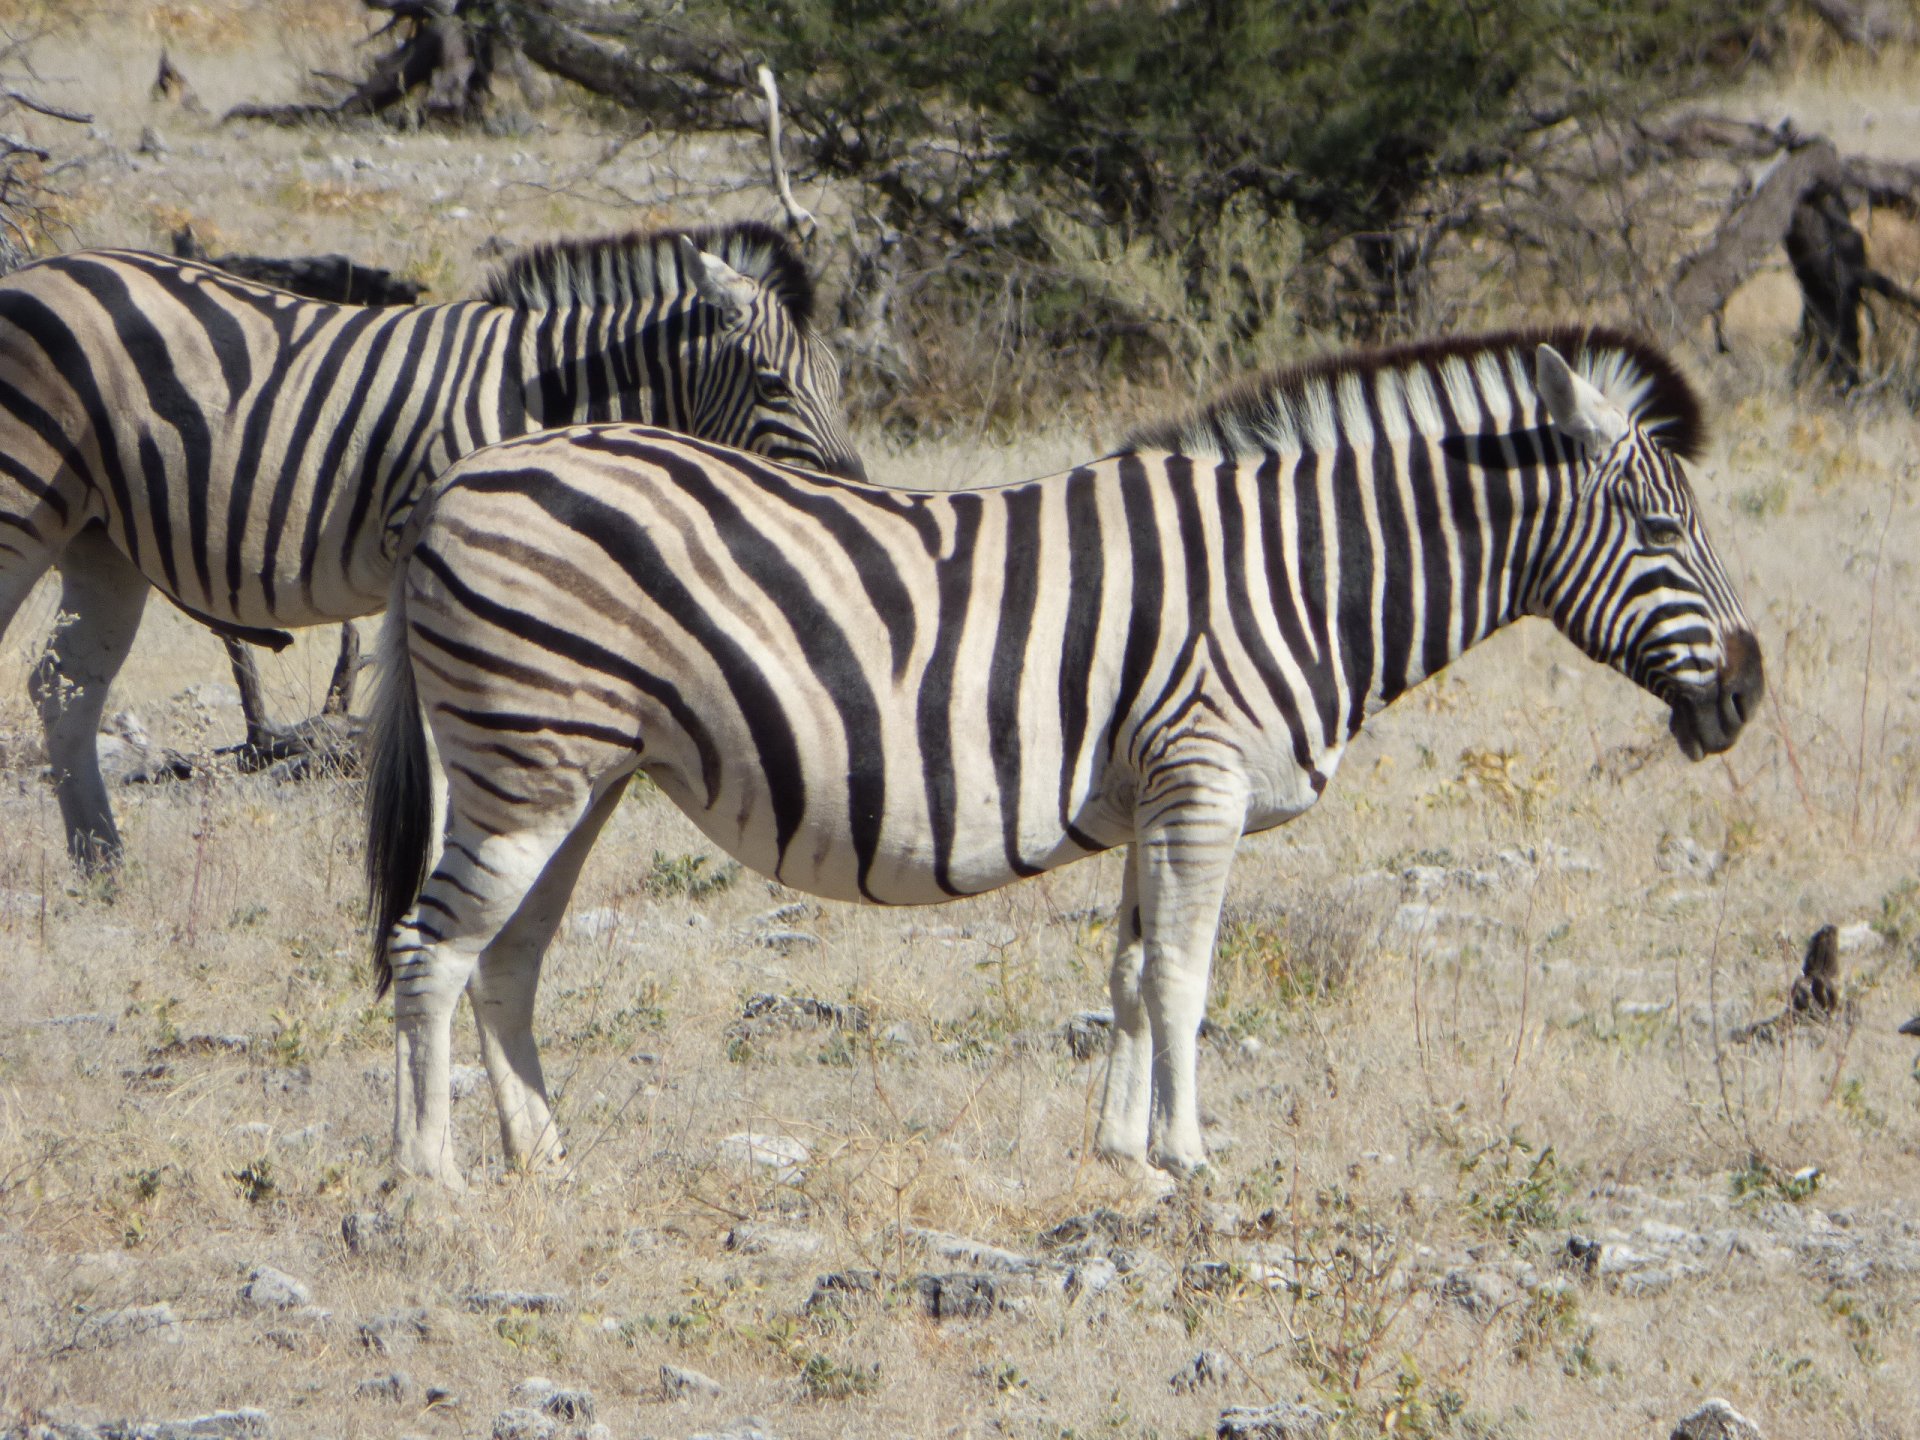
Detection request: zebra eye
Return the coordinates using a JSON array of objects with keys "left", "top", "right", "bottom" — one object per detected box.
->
[
  {"left": 1639, "top": 515, "right": 1686, "bottom": 549},
  {"left": 756, "top": 372, "right": 793, "bottom": 402}
]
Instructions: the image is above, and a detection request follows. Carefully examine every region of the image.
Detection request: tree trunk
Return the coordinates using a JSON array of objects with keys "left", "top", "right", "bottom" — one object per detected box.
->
[{"left": 1785, "top": 182, "right": 1869, "bottom": 389}]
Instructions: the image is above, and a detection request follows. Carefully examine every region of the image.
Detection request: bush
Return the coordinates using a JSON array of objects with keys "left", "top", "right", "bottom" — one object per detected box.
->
[{"left": 686, "top": 0, "right": 1777, "bottom": 425}]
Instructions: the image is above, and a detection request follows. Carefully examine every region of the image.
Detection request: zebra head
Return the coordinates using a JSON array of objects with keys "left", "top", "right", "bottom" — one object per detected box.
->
[
  {"left": 1533, "top": 343, "right": 1763, "bottom": 759},
  {"left": 676, "top": 236, "right": 867, "bottom": 482}
]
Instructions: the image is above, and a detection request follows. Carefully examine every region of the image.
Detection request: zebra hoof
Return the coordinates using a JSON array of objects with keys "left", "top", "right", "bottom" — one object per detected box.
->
[{"left": 1146, "top": 1143, "right": 1211, "bottom": 1183}]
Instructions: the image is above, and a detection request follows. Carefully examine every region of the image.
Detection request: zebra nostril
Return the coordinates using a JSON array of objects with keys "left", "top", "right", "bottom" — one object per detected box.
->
[{"left": 1720, "top": 628, "right": 1765, "bottom": 727}]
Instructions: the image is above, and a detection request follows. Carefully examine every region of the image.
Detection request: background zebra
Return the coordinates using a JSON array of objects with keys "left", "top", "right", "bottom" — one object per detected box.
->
[
  {"left": 0, "top": 219, "right": 864, "bottom": 868},
  {"left": 365, "top": 326, "right": 1763, "bottom": 1185}
]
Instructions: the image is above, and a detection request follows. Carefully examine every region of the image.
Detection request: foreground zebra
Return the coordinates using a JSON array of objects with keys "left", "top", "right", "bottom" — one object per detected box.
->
[
  {"left": 367, "top": 327, "right": 1763, "bottom": 1184},
  {"left": 0, "top": 220, "right": 864, "bottom": 867}
]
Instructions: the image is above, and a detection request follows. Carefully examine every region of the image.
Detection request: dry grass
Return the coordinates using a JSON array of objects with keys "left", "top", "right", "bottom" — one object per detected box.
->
[{"left": 3, "top": 10, "right": 1920, "bottom": 1440}]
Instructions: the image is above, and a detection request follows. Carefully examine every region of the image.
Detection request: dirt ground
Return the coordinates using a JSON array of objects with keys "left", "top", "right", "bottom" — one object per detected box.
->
[{"left": 2, "top": 5, "right": 1918, "bottom": 1439}]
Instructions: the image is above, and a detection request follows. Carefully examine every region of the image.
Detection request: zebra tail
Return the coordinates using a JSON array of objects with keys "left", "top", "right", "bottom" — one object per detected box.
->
[{"left": 364, "top": 573, "right": 432, "bottom": 1000}]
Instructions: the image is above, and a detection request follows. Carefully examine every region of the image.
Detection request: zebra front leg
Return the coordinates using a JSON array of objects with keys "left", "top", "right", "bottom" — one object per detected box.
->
[
  {"left": 1135, "top": 778, "right": 1248, "bottom": 1177},
  {"left": 1094, "top": 849, "right": 1152, "bottom": 1163},
  {"left": 29, "top": 526, "right": 151, "bottom": 871},
  {"left": 471, "top": 774, "right": 631, "bottom": 1170}
]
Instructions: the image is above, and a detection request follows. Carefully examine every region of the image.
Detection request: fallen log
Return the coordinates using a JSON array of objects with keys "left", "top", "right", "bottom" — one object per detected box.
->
[{"left": 170, "top": 227, "right": 426, "bottom": 306}]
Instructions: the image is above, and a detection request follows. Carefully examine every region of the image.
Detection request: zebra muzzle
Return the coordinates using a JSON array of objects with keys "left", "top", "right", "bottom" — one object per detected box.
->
[{"left": 1667, "top": 627, "right": 1764, "bottom": 760}]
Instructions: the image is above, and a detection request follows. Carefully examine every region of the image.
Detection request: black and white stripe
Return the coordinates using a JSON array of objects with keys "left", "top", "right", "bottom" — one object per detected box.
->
[
  {"left": 364, "top": 326, "right": 1763, "bottom": 1184},
  {"left": 0, "top": 219, "right": 863, "bottom": 866}
]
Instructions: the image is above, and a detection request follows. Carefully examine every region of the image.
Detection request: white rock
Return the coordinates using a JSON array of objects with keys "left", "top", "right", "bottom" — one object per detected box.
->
[
  {"left": 449, "top": 1064, "right": 487, "bottom": 1102},
  {"left": 508, "top": 1378, "right": 557, "bottom": 1408},
  {"left": 1656, "top": 834, "right": 1723, "bottom": 880},
  {"left": 1597, "top": 1244, "right": 1660, "bottom": 1275},
  {"left": 568, "top": 907, "right": 623, "bottom": 939},
  {"left": 906, "top": 1226, "right": 1037, "bottom": 1274},
  {"left": 243, "top": 1265, "right": 312, "bottom": 1309},
  {"left": 1168, "top": 1348, "right": 1231, "bottom": 1393},
  {"left": 1218, "top": 1401, "right": 1330, "bottom": 1440},
  {"left": 1670, "top": 1397, "right": 1764, "bottom": 1440},
  {"left": 78, "top": 1302, "right": 182, "bottom": 1346},
  {"left": 1637, "top": 1219, "right": 1694, "bottom": 1247},
  {"left": 660, "top": 1362, "right": 723, "bottom": 1399},
  {"left": 717, "top": 1130, "right": 810, "bottom": 1181},
  {"left": 1835, "top": 921, "right": 1883, "bottom": 953},
  {"left": 688, "top": 1421, "right": 782, "bottom": 1440},
  {"left": 1064, "top": 1255, "right": 1118, "bottom": 1298},
  {"left": 725, "top": 1223, "right": 823, "bottom": 1259},
  {"left": 491, "top": 1408, "right": 556, "bottom": 1440}
]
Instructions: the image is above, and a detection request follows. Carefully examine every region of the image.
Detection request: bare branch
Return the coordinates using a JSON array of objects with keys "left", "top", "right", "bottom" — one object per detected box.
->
[
  {"left": 2, "top": 88, "right": 89, "bottom": 124},
  {"left": 758, "top": 64, "right": 815, "bottom": 239},
  {"left": 1862, "top": 269, "right": 1920, "bottom": 314},
  {"left": 0, "top": 133, "right": 50, "bottom": 162}
]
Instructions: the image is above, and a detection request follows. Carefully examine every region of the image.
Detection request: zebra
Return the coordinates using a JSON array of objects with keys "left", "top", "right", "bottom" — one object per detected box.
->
[
  {"left": 0, "top": 219, "right": 865, "bottom": 868},
  {"left": 364, "top": 326, "right": 1763, "bottom": 1185}
]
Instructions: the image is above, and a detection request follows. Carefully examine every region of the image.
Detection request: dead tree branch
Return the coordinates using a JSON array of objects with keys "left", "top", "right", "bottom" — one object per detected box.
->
[
  {"left": 1, "top": 88, "right": 89, "bottom": 124},
  {"left": 758, "top": 65, "right": 815, "bottom": 239},
  {"left": 1670, "top": 139, "right": 1845, "bottom": 329}
]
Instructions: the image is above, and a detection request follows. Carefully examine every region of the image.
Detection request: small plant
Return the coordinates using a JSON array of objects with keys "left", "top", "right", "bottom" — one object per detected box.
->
[
  {"left": 567, "top": 980, "right": 669, "bottom": 1050},
  {"left": 1730, "top": 1155, "right": 1820, "bottom": 1206},
  {"left": 816, "top": 1031, "right": 857, "bottom": 1068},
  {"left": 1461, "top": 1133, "right": 1564, "bottom": 1242},
  {"left": 112, "top": 1166, "right": 167, "bottom": 1248},
  {"left": 1823, "top": 1290, "right": 1884, "bottom": 1366},
  {"left": 228, "top": 1156, "right": 275, "bottom": 1206},
  {"left": 267, "top": 1008, "right": 308, "bottom": 1066},
  {"left": 799, "top": 1351, "right": 882, "bottom": 1399},
  {"left": 1376, "top": 1361, "right": 1467, "bottom": 1437},
  {"left": 645, "top": 850, "right": 739, "bottom": 899},
  {"left": 1837, "top": 1077, "right": 1884, "bottom": 1134},
  {"left": 493, "top": 1313, "right": 565, "bottom": 1362},
  {"left": 1734, "top": 477, "right": 1789, "bottom": 519},
  {"left": 1210, "top": 893, "right": 1375, "bottom": 1040},
  {"left": 929, "top": 1008, "right": 1009, "bottom": 1063},
  {"left": 149, "top": 997, "right": 182, "bottom": 1051},
  {"left": 1512, "top": 1283, "right": 1596, "bottom": 1376}
]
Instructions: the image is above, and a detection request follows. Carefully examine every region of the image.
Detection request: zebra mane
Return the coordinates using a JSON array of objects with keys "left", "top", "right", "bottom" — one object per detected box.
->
[
  {"left": 478, "top": 219, "right": 817, "bottom": 324},
  {"left": 1123, "top": 326, "right": 1707, "bottom": 463}
]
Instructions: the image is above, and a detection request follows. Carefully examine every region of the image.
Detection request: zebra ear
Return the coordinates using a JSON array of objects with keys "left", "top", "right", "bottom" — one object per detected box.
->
[
  {"left": 676, "top": 235, "right": 759, "bottom": 320},
  {"left": 1536, "top": 343, "right": 1630, "bottom": 454}
]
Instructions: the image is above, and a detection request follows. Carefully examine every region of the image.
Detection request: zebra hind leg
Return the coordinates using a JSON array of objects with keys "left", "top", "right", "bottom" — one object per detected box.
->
[
  {"left": 390, "top": 811, "right": 592, "bottom": 1187},
  {"left": 470, "top": 773, "right": 633, "bottom": 1172},
  {"left": 1094, "top": 849, "right": 1153, "bottom": 1164},
  {"left": 28, "top": 526, "right": 151, "bottom": 872}
]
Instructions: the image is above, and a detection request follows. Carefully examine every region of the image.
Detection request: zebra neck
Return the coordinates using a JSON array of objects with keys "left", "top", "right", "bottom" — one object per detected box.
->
[
  {"left": 1267, "top": 433, "right": 1577, "bottom": 733},
  {"left": 517, "top": 302, "right": 671, "bottom": 428}
]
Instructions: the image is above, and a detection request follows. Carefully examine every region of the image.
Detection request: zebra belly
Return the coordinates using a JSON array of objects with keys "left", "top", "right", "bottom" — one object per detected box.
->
[{"left": 643, "top": 751, "right": 1133, "bottom": 908}]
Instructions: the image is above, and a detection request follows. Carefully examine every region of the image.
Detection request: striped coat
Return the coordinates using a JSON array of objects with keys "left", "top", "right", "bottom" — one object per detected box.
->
[
  {"left": 366, "top": 327, "right": 1763, "bottom": 1183},
  {"left": 0, "top": 220, "right": 863, "bottom": 865}
]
